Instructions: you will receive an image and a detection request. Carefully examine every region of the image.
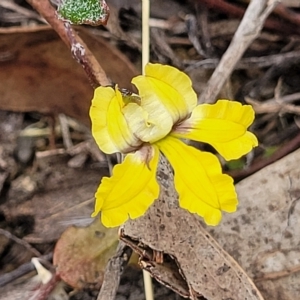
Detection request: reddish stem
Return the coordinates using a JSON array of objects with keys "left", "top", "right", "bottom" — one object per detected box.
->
[
  {"left": 196, "top": 0, "right": 300, "bottom": 35},
  {"left": 228, "top": 133, "right": 300, "bottom": 182}
]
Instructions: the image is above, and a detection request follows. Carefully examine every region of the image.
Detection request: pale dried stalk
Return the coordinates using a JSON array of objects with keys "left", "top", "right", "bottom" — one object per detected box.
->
[
  {"left": 141, "top": 0, "right": 155, "bottom": 299},
  {"left": 246, "top": 93, "right": 300, "bottom": 115},
  {"left": 199, "top": 0, "right": 280, "bottom": 104},
  {"left": 142, "top": 0, "right": 150, "bottom": 73},
  {"left": 96, "top": 242, "right": 132, "bottom": 300}
]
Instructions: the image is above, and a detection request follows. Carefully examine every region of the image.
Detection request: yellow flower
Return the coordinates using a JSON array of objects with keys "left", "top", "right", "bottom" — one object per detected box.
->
[{"left": 90, "top": 63, "right": 258, "bottom": 227}]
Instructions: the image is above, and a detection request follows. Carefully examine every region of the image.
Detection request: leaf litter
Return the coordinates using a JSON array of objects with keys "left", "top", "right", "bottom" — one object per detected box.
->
[{"left": 1, "top": 0, "right": 300, "bottom": 299}]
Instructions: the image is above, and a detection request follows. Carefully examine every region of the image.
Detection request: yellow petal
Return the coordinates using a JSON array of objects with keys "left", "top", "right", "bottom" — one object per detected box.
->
[
  {"left": 122, "top": 102, "right": 172, "bottom": 143},
  {"left": 173, "top": 100, "right": 258, "bottom": 160},
  {"left": 156, "top": 137, "right": 238, "bottom": 226},
  {"left": 92, "top": 145, "right": 160, "bottom": 227},
  {"left": 142, "top": 64, "right": 197, "bottom": 121},
  {"left": 90, "top": 86, "right": 141, "bottom": 154},
  {"left": 124, "top": 64, "right": 197, "bottom": 143}
]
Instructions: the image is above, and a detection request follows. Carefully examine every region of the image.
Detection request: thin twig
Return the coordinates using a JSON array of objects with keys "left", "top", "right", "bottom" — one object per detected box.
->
[
  {"left": 196, "top": 3, "right": 214, "bottom": 57},
  {"left": 0, "top": 228, "right": 41, "bottom": 257},
  {"left": 197, "top": 0, "right": 300, "bottom": 35},
  {"left": 228, "top": 133, "right": 300, "bottom": 182},
  {"left": 274, "top": 3, "right": 300, "bottom": 27},
  {"left": 143, "top": 269, "right": 154, "bottom": 300},
  {"left": 58, "top": 114, "right": 73, "bottom": 150},
  {"left": 254, "top": 263, "right": 300, "bottom": 282},
  {"left": 141, "top": 1, "right": 155, "bottom": 299},
  {"left": 0, "top": 253, "right": 53, "bottom": 287},
  {"left": 199, "top": 0, "right": 280, "bottom": 104},
  {"left": 96, "top": 242, "right": 132, "bottom": 300},
  {"left": 105, "top": 4, "right": 141, "bottom": 51},
  {"left": 151, "top": 28, "right": 182, "bottom": 68},
  {"left": 246, "top": 92, "right": 300, "bottom": 115},
  {"left": 185, "top": 14, "right": 207, "bottom": 58},
  {"left": 0, "top": 0, "right": 45, "bottom": 22},
  {"left": 185, "top": 50, "right": 300, "bottom": 71},
  {"left": 26, "top": 0, "right": 110, "bottom": 87},
  {"left": 142, "top": 0, "right": 150, "bottom": 72},
  {"left": 0, "top": 24, "right": 51, "bottom": 33}
]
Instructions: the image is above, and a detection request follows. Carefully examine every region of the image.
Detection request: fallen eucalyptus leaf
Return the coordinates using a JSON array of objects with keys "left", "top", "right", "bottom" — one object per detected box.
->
[
  {"left": 0, "top": 26, "right": 138, "bottom": 126},
  {"left": 207, "top": 147, "right": 300, "bottom": 300},
  {"left": 122, "top": 156, "right": 264, "bottom": 300},
  {"left": 53, "top": 218, "right": 118, "bottom": 289}
]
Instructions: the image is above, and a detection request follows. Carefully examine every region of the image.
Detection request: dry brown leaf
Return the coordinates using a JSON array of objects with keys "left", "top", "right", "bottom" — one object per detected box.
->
[
  {"left": 206, "top": 147, "right": 300, "bottom": 300},
  {"left": 0, "top": 26, "right": 138, "bottom": 126},
  {"left": 53, "top": 218, "right": 118, "bottom": 289},
  {"left": 122, "top": 156, "right": 264, "bottom": 300}
]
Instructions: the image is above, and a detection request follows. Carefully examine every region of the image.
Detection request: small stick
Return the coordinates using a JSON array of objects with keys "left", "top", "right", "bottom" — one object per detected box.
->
[
  {"left": 58, "top": 113, "right": 73, "bottom": 150},
  {"left": 273, "top": 3, "right": 300, "bottom": 27},
  {"left": 143, "top": 269, "right": 154, "bottom": 300},
  {"left": 246, "top": 93, "right": 300, "bottom": 115},
  {"left": 254, "top": 263, "right": 300, "bottom": 282},
  {"left": 199, "top": 0, "right": 280, "bottom": 104},
  {"left": 0, "top": 253, "right": 53, "bottom": 287},
  {"left": 96, "top": 242, "right": 132, "bottom": 300},
  {"left": 196, "top": 3, "right": 214, "bottom": 57},
  {"left": 0, "top": 228, "right": 41, "bottom": 257},
  {"left": 197, "top": 0, "right": 300, "bottom": 35},
  {"left": 185, "top": 50, "right": 300, "bottom": 71},
  {"left": 26, "top": 0, "right": 110, "bottom": 87},
  {"left": 151, "top": 28, "right": 182, "bottom": 68},
  {"left": 141, "top": 1, "right": 155, "bottom": 299},
  {"left": 228, "top": 133, "right": 300, "bottom": 182},
  {"left": 142, "top": 0, "right": 150, "bottom": 72},
  {"left": 185, "top": 14, "right": 207, "bottom": 58},
  {"left": 0, "top": 0, "right": 44, "bottom": 22}
]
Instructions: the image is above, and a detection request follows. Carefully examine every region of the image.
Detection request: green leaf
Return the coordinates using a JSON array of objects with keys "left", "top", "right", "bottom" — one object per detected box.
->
[
  {"left": 57, "top": 0, "right": 109, "bottom": 25},
  {"left": 226, "top": 158, "right": 245, "bottom": 170},
  {"left": 263, "top": 146, "right": 278, "bottom": 158}
]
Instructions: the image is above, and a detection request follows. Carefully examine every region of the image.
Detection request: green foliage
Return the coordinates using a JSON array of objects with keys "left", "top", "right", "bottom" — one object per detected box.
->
[
  {"left": 57, "top": 0, "right": 109, "bottom": 25},
  {"left": 226, "top": 158, "right": 246, "bottom": 171},
  {"left": 263, "top": 146, "right": 278, "bottom": 158}
]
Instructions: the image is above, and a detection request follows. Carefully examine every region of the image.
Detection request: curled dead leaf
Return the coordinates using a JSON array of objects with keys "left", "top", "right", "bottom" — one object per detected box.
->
[
  {"left": 0, "top": 26, "right": 138, "bottom": 126},
  {"left": 53, "top": 219, "right": 118, "bottom": 289}
]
